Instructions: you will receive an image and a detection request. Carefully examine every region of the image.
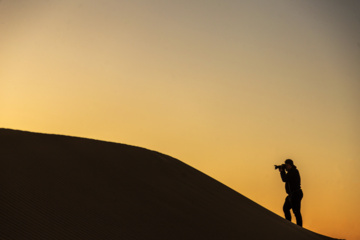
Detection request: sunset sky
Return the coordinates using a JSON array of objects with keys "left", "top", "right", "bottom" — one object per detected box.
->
[{"left": 1, "top": 0, "right": 359, "bottom": 239}]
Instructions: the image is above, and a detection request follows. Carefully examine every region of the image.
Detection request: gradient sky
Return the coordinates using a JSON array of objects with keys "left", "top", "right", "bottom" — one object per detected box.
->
[{"left": 1, "top": 0, "right": 359, "bottom": 239}]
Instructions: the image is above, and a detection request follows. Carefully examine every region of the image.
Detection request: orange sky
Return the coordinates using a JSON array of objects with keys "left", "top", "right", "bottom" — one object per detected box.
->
[{"left": 1, "top": 1, "right": 359, "bottom": 239}]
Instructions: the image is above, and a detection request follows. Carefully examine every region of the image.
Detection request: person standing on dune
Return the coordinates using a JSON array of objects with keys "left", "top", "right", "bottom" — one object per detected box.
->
[{"left": 279, "top": 159, "right": 303, "bottom": 227}]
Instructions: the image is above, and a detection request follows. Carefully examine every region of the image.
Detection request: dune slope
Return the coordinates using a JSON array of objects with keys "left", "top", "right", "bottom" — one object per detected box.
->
[{"left": 0, "top": 129, "right": 336, "bottom": 240}]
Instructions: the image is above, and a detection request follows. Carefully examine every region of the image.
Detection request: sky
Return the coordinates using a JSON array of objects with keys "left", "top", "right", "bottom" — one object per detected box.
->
[{"left": 1, "top": 0, "right": 359, "bottom": 239}]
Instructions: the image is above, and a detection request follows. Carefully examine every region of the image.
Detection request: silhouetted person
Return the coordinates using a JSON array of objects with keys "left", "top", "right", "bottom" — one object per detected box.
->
[{"left": 279, "top": 159, "right": 303, "bottom": 227}]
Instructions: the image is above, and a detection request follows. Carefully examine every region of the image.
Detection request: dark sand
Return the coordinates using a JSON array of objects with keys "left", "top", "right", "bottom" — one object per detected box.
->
[{"left": 0, "top": 129, "right": 337, "bottom": 239}]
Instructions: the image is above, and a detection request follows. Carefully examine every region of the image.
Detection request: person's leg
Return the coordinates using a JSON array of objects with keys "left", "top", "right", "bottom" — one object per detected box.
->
[
  {"left": 291, "top": 190, "right": 304, "bottom": 227},
  {"left": 283, "top": 196, "right": 292, "bottom": 222}
]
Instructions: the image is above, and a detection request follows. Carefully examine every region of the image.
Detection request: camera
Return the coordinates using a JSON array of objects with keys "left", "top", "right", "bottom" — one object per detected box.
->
[{"left": 274, "top": 164, "right": 286, "bottom": 170}]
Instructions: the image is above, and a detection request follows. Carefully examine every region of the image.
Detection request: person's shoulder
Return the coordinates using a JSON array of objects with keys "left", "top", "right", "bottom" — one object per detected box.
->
[
  {"left": 289, "top": 167, "right": 299, "bottom": 174},
  {"left": 293, "top": 167, "right": 300, "bottom": 174}
]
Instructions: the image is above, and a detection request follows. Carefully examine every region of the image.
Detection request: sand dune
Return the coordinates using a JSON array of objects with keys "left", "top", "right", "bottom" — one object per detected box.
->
[{"left": 0, "top": 129, "right": 337, "bottom": 239}]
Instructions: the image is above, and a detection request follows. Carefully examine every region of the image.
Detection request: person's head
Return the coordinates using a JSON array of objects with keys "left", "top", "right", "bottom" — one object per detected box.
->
[{"left": 284, "top": 159, "right": 294, "bottom": 171}]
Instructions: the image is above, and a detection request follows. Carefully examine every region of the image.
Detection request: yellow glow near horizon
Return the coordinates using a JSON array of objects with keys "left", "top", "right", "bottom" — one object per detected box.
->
[{"left": 1, "top": 1, "right": 359, "bottom": 239}]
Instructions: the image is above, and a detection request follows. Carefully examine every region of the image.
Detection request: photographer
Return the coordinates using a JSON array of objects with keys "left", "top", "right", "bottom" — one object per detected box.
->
[{"left": 278, "top": 159, "right": 303, "bottom": 227}]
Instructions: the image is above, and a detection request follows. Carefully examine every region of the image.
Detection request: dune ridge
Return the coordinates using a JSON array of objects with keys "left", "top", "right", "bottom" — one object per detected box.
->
[{"left": 0, "top": 128, "right": 337, "bottom": 239}]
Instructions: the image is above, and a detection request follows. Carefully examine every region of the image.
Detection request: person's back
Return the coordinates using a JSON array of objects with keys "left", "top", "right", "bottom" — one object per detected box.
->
[{"left": 281, "top": 165, "right": 301, "bottom": 194}]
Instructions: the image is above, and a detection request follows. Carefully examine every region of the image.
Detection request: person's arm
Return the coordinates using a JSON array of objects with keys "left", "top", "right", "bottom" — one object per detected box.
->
[{"left": 280, "top": 169, "right": 288, "bottom": 182}]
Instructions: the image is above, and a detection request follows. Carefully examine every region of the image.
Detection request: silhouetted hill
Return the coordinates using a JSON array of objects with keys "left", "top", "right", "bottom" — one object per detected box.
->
[{"left": 0, "top": 129, "right": 336, "bottom": 239}]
